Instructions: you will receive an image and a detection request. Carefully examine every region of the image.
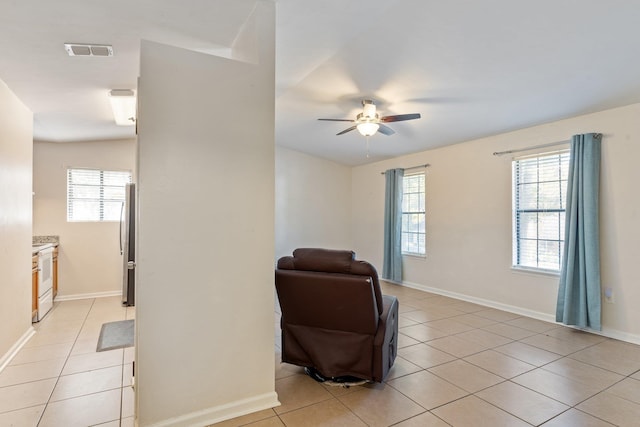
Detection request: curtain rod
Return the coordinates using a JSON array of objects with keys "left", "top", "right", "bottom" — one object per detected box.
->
[
  {"left": 380, "top": 164, "right": 430, "bottom": 175},
  {"left": 492, "top": 140, "right": 570, "bottom": 156},
  {"left": 493, "top": 134, "right": 602, "bottom": 156}
]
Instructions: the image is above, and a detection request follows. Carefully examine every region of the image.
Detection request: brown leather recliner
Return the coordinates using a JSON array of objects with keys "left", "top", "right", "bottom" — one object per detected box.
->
[{"left": 275, "top": 248, "right": 399, "bottom": 382}]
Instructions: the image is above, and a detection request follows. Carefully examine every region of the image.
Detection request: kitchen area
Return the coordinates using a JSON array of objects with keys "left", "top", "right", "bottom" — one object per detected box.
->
[
  {"left": 12, "top": 137, "right": 138, "bottom": 425},
  {"left": 31, "top": 138, "right": 137, "bottom": 303},
  {"left": 1, "top": 70, "right": 139, "bottom": 425}
]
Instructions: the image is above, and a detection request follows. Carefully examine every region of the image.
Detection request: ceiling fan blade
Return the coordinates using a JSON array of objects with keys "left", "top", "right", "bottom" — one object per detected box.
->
[
  {"left": 337, "top": 125, "right": 357, "bottom": 135},
  {"left": 377, "top": 124, "right": 395, "bottom": 136},
  {"left": 318, "top": 118, "right": 355, "bottom": 122},
  {"left": 380, "top": 113, "right": 421, "bottom": 123}
]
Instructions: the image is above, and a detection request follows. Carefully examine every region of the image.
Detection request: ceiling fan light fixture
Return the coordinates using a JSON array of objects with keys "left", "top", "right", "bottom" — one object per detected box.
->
[
  {"left": 357, "top": 122, "right": 379, "bottom": 136},
  {"left": 108, "top": 89, "right": 136, "bottom": 126},
  {"left": 318, "top": 98, "right": 420, "bottom": 138}
]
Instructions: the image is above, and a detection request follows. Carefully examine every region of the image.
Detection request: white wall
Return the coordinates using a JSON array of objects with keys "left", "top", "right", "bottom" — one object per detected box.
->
[
  {"left": 32, "top": 139, "right": 137, "bottom": 298},
  {"left": 275, "top": 146, "right": 353, "bottom": 259},
  {"left": 0, "top": 79, "right": 33, "bottom": 368},
  {"left": 136, "top": 2, "right": 277, "bottom": 426},
  {"left": 352, "top": 103, "right": 640, "bottom": 341}
]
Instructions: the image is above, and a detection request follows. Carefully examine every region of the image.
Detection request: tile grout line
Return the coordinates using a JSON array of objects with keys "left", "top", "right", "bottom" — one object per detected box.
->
[
  {"left": 119, "top": 306, "right": 134, "bottom": 426},
  {"left": 391, "top": 290, "right": 637, "bottom": 424},
  {"left": 273, "top": 283, "right": 640, "bottom": 427},
  {"left": 36, "top": 298, "right": 97, "bottom": 426}
]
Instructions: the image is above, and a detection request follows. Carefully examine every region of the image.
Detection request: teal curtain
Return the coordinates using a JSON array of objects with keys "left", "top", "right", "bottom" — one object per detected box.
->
[
  {"left": 383, "top": 168, "right": 404, "bottom": 282},
  {"left": 556, "top": 133, "right": 602, "bottom": 330}
]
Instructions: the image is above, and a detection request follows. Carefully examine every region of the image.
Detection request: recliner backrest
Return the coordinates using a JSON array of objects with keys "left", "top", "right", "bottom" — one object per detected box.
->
[
  {"left": 277, "top": 248, "right": 384, "bottom": 314},
  {"left": 275, "top": 269, "right": 379, "bottom": 334}
]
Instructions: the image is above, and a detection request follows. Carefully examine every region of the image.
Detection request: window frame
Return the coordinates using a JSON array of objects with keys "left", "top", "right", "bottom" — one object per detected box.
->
[
  {"left": 511, "top": 149, "right": 570, "bottom": 274},
  {"left": 401, "top": 171, "right": 426, "bottom": 257},
  {"left": 66, "top": 167, "right": 132, "bottom": 223}
]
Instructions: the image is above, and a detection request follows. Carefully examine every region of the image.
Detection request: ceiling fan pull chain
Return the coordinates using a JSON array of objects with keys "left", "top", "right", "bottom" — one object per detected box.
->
[{"left": 366, "top": 136, "right": 370, "bottom": 158}]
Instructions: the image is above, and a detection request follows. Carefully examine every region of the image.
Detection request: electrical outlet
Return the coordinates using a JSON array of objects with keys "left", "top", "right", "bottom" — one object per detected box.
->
[{"left": 604, "top": 287, "right": 614, "bottom": 303}]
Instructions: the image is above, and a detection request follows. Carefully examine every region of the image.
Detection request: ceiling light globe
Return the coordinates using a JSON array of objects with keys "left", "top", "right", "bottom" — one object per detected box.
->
[{"left": 357, "top": 122, "right": 379, "bottom": 136}]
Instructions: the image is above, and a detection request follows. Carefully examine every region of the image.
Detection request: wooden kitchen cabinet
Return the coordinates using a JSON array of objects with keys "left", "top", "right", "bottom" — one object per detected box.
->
[
  {"left": 53, "top": 246, "right": 58, "bottom": 299},
  {"left": 32, "top": 255, "right": 38, "bottom": 320}
]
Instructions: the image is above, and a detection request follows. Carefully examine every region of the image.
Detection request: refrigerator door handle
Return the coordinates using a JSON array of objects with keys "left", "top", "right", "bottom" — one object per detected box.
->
[{"left": 119, "top": 201, "right": 124, "bottom": 255}]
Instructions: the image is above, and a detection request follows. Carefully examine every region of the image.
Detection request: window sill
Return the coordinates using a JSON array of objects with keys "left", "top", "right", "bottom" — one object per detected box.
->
[
  {"left": 403, "top": 253, "right": 426, "bottom": 259},
  {"left": 511, "top": 266, "right": 560, "bottom": 277}
]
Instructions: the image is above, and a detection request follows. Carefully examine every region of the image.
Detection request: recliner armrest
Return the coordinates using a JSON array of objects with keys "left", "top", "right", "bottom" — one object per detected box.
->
[{"left": 372, "top": 295, "right": 399, "bottom": 382}]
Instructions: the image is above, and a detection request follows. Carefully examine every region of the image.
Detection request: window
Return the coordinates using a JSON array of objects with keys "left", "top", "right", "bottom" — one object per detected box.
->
[
  {"left": 67, "top": 168, "right": 132, "bottom": 222},
  {"left": 512, "top": 151, "right": 569, "bottom": 271},
  {"left": 401, "top": 172, "right": 426, "bottom": 256}
]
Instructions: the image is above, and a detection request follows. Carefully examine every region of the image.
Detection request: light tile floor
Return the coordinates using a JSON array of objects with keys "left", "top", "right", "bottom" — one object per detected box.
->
[
  {"left": 215, "top": 281, "right": 640, "bottom": 427},
  {"left": 0, "top": 296, "right": 135, "bottom": 427},
  {"left": 5, "top": 284, "right": 640, "bottom": 426}
]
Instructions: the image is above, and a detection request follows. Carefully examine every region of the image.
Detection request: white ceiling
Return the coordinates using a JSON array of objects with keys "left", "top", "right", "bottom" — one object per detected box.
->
[{"left": 2, "top": 0, "right": 640, "bottom": 166}]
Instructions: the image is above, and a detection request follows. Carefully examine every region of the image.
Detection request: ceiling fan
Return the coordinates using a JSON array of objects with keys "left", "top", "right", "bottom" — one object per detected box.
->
[{"left": 318, "top": 99, "right": 421, "bottom": 137}]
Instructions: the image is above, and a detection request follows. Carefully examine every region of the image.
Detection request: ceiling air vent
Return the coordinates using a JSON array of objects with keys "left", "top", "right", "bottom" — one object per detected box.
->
[{"left": 64, "top": 43, "right": 113, "bottom": 57}]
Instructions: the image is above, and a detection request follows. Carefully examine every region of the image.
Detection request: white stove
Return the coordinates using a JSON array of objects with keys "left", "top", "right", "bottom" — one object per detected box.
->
[{"left": 35, "top": 245, "right": 54, "bottom": 321}]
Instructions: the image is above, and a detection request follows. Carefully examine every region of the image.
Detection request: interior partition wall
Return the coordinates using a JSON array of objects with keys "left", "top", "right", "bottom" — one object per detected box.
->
[{"left": 135, "top": 2, "right": 278, "bottom": 425}]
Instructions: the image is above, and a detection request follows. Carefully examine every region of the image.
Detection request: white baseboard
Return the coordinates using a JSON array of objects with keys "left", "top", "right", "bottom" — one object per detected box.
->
[
  {"left": 401, "top": 280, "right": 556, "bottom": 323},
  {"left": 585, "top": 326, "right": 640, "bottom": 346},
  {"left": 147, "top": 392, "right": 280, "bottom": 427},
  {"left": 401, "top": 280, "right": 640, "bottom": 345},
  {"left": 55, "top": 290, "right": 121, "bottom": 302},
  {"left": 0, "top": 327, "right": 36, "bottom": 373}
]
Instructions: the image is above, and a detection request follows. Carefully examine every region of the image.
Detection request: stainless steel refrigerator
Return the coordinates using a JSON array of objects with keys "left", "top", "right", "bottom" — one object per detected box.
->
[{"left": 120, "top": 182, "right": 136, "bottom": 306}]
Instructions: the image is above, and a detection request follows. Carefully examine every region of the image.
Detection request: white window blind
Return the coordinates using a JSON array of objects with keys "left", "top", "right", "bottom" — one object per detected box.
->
[
  {"left": 67, "top": 168, "right": 132, "bottom": 222},
  {"left": 513, "top": 151, "right": 570, "bottom": 271},
  {"left": 401, "top": 172, "right": 426, "bottom": 256}
]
